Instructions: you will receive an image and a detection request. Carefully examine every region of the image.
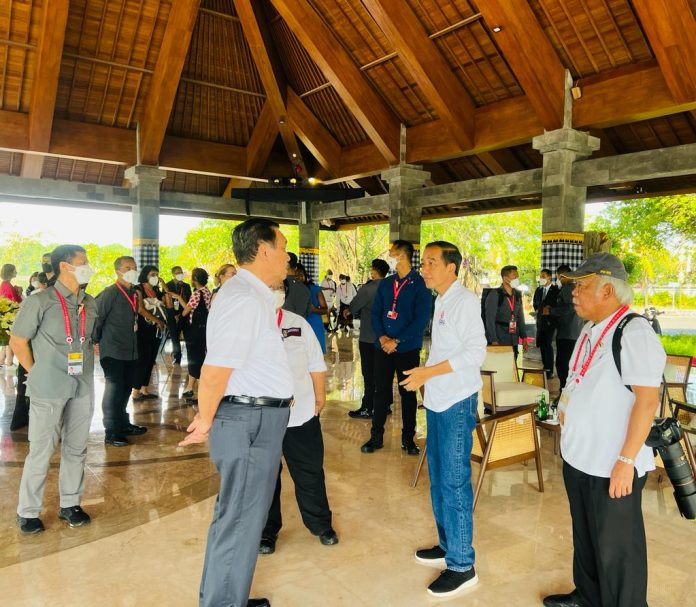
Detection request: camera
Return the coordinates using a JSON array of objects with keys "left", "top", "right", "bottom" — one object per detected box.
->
[{"left": 645, "top": 418, "right": 696, "bottom": 519}]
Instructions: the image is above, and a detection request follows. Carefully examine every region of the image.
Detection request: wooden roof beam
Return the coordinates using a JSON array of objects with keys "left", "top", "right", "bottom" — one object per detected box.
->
[
  {"left": 361, "top": 0, "right": 474, "bottom": 148},
  {"left": 270, "top": 0, "right": 400, "bottom": 164},
  {"left": 138, "top": 0, "right": 201, "bottom": 166},
  {"left": 21, "top": 0, "right": 70, "bottom": 178},
  {"left": 478, "top": 0, "right": 565, "bottom": 131},
  {"left": 246, "top": 101, "right": 279, "bottom": 177}
]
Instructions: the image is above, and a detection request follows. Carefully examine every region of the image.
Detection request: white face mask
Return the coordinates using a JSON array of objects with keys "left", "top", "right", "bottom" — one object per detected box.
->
[
  {"left": 72, "top": 264, "right": 94, "bottom": 285},
  {"left": 509, "top": 278, "right": 521, "bottom": 289},
  {"left": 340, "top": 279, "right": 347, "bottom": 285},
  {"left": 121, "top": 269, "right": 138, "bottom": 285},
  {"left": 386, "top": 256, "right": 398, "bottom": 273},
  {"left": 272, "top": 289, "right": 286, "bottom": 310},
  {"left": 174, "top": 273, "right": 184, "bottom": 282},
  {"left": 148, "top": 275, "right": 160, "bottom": 287},
  {"left": 31, "top": 279, "right": 41, "bottom": 289}
]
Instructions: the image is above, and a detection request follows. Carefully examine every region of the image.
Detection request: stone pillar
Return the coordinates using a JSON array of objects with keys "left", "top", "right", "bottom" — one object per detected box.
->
[
  {"left": 299, "top": 217, "right": 320, "bottom": 283},
  {"left": 532, "top": 128, "right": 599, "bottom": 273},
  {"left": 126, "top": 165, "right": 166, "bottom": 270},
  {"left": 382, "top": 163, "right": 429, "bottom": 268}
]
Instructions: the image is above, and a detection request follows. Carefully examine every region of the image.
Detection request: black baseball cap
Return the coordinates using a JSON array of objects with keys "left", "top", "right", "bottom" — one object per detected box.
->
[{"left": 560, "top": 253, "right": 628, "bottom": 281}]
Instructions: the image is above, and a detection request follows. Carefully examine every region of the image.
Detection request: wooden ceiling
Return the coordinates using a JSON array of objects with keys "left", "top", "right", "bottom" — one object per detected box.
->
[{"left": 1, "top": 0, "right": 696, "bottom": 225}]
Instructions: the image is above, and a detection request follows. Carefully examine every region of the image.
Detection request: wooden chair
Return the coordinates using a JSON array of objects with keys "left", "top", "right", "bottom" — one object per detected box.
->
[{"left": 660, "top": 354, "right": 692, "bottom": 418}]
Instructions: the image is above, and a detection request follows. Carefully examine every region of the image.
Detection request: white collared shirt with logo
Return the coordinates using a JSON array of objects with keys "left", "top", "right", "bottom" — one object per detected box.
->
[
  {"left": 424, "top": 282, "right": 487, "bottom": 412},
  {"left": 559, "top": 309, "right": 666, "bottom": 478}
]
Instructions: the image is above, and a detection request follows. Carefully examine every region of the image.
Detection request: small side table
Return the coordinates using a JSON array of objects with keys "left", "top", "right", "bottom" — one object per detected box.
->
[{"left": 536, "top": 417, "right": 561, "bottom": 455}]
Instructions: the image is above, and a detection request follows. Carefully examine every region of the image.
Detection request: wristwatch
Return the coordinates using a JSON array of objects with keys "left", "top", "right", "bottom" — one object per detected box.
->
[{"left": 617, "top": 455, "right": 634, "bottom": 465}]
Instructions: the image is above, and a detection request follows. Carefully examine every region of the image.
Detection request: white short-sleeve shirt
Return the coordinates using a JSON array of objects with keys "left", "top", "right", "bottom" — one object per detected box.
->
[
  {"left": 204, "top": 268, "right": 293, "bottom": 399},
  {"left": 279, "top": 309, "right": 327, "bottom": 427},
  {"left": 560, "top": 309, "right": 666, "bottom": 478},
  {"left": 424, "top": 282, "right": 487, "bottom": 412}
]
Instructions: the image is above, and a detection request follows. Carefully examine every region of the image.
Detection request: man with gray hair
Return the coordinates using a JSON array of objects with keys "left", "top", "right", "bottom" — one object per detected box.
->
[{"left": 543, "top": 253, "right": 666, "bottom": 607}]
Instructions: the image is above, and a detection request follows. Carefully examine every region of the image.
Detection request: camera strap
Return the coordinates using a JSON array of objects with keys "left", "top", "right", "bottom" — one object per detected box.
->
[{"left": 611, "top": 313, "right": 648, "bottom": 392}]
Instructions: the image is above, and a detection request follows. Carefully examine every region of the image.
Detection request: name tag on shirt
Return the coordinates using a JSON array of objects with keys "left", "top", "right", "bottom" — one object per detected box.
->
[
  {"left": 281, "top": 327, "right": 302, "bottom": 339},
  {"left": 67, "top": 351, "right": 84, "bottom": 376}
]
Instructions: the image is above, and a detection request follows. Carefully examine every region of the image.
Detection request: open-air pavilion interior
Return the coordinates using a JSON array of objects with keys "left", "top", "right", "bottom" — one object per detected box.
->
[{"left": 1, "top": 1, "right": 696, "bottom": 605}]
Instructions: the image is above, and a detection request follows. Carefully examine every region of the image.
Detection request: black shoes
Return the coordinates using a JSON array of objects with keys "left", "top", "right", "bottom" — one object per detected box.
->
[
  {"left": 173, "top": 355, "right": 182, "bottom": 365},
  {"left": 401, "top": 441, "right": 420, "bottom": 455},
  {"left": 360, "top": 438, "right": 384, "bottom": 453},
  {"left": 543, "top": 591, "right": 584, "bottom": 607},
  {"left": 142, "top": 393, "right": 159, "bottom": 400},
  {"left": 182, "top": 390, "right": 194, "bottom": 398},
  {"left": 247, "top": 599, "right": 270, "bottom": 607},
  {"left": 105, "top": 434, "right": 129, "bottom": 447},
  {"left": 125, "top": 424, "right": 147, "bottom": 436},
  {"left": 427, "top": 567, "right": 478, "bottom": 597},
  {"left": 16, "top": 515, "right": 45, "bottom": 535},
  {"left": 415, "top": 545, "right": 446, "bottom": 568},
  {"left": 58, "top": 506, "right": 91, "bottom": 528},
  {"left": 259, "top": 536, "right": 276, "bottom": 555},
  {"left": 319, "top": 528, "right": 339, "bottom": 546},
  {"left": 348, "top": 408, "right": 372, "bottom": 419}
]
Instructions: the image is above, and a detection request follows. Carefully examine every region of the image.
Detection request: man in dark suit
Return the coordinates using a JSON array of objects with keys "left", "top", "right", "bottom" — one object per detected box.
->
[
  {"left": 166, "top": 266, "right": 192, "bottom": 364},
  {"left": 533, "top": 268, "right": 559, "bottom": 379}
]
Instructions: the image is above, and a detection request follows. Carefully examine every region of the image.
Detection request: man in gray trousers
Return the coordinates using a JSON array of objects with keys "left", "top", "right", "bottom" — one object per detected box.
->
[
  {"left": 11, "top": 245, "right": 98, "bottom": 534},
  {"left": 180, "top": 218, "right": 293, "bottom": 607}
]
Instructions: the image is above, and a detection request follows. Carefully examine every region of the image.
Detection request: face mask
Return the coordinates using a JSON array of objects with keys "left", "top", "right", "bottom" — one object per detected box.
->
[
  {"left": 340, "top": 279, "right": 347, "bottom": 285},
  {"left": 509, "top": 278, "right": 521, "bottom": 289},
  {"left": 148, "top": 276, "right": 160, "bottom": 287},
  {"left": 31, "top": 280, "right": 41, "bottom": 289},
  {"left": 121, "top": 269, "right": 138, "bottom": 285},
  {"left": 42, "top": 263, "right": 53, "bottom": 274},
  {"left": 70, "top": 264, "right": 94, "bottom": 285},
  {"left": 272, "top": 289, "right": 286, "bottom": 310},
  {"left": 174, "top": 273, "right": 184, "bottom": 282},
  {"left": 386, "top": 256, "right": 398, "bottom": 273}
]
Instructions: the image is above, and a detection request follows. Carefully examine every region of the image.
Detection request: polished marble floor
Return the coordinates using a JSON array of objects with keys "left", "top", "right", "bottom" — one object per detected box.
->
[{"left": 1, "top": 334, "right": 694, "bottom": 606}]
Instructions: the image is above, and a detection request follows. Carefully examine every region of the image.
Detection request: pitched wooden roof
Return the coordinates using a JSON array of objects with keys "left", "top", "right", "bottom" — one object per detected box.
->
[{"left": 0, "top": 0, "right": 695, "bottom": 225}]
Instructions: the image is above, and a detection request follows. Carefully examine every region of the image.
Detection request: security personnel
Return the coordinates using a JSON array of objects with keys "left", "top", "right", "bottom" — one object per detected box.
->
[
  {"left": 545, "top": 253, "right": 666, "bottom": 607},
  {"left": 180, "top": 218, "right": 293, "bottom": 607},
  {"left": 533, "top": 268, "right": 559, "bottom": 379},
  {"left": 10, "top": 245, "right": 98, "bottom": 534},
  {"left": 484, "top": 264, "right": 527, "bottom": 359},
  {"left": 361, "top": 240, "right": 432, "bottom": 455}
]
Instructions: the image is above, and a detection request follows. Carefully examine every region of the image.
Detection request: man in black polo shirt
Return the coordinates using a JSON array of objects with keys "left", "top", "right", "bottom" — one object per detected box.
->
[
  {"left": 166, "top": 266, "right": 192, "bottom": 364},
  {"left": 361, "top": 240, "right": 432, "bottom": 455},
  {"left": 93, "top": 256, "right": 148, "bottom": 446}
]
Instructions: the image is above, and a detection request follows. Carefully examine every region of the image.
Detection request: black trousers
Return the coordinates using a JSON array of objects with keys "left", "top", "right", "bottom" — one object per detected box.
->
[
  {"left": 101, "top": 357, "right": 137, "bottom": 434},
  {"left": 563, "top": 462, "right": 648, "bottom": 607},
  {"left": 262, "top": 415, "right": 332, "bottom": 538},
  {"left": 371, "top": 347, "right": 420, "bottom": 443},
  {"left": 556, "top": 338, "right": 577, "bottom": 390},
  {"left": 132, "top": 325, "right": 160, "bottom": 389},
  {"left": 537, "top": 319, "right": 556, "bottom": 375},
  {"left": 11, "top": 364, "right": 30, "bottom": 430},
  {"left": 359, "top": 340, "right": 376, "bottom": 414},
  {"left": 184, "top": 325, "right": 207, "bottom": 380},
  {"left": 167, "top": 311, "right": 182, "bottom": 358}
]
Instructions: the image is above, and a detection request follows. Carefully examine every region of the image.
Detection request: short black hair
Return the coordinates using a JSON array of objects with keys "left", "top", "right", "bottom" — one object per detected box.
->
[
  {"left": 540, "top": 268, "right": 552, "bottom": 276},
  {"left": 138, "top": 265, "right": 159, "bottom": 285},
  {"left": 425, "top": 241, "right": 463, "bottom": 276},
  {"left": 171, "top": 266, "right": 183, "bottom": 274},
  {"left": 296, "top": 262, "right": 312, "bottom": 284},
  {"left": 556, "top": 264, "right": 572, "bottom": 274},
  {"left": 114, "top": 255, "right": 136, "bottom": 271},
  {"left": 287, "top": 252, "right": 299, "bottom": 269},
  {"left": 1, "top": 263, "right": 16, "bottom": 280},
  {"left": 37, "top": 272, "right": 48, "bottom": 285},
  {"left": 232, "top": 218, "right": 280, "bottom": 265},
  {"left": 501, "top": 264, "right": 518, "bottom": 278},
  {"left": 191, "top": 267, "right": 209, "bottom": 286},
  {"left": 51, "top": 245, "right": 86, "bottom": 278},
  {"left": 371, "top": 258, "right": 389, "bottom": 278},
  {"left": 392, "top": 239, "right": 415, "bottom": 260}
]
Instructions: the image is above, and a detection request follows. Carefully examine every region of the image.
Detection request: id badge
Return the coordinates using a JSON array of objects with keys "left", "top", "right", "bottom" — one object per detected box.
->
[
  {"left": 174, "top": 299, "right": 180, "bottom": 311},
  {"left": 508, "top": 319, "right": 517, "bottom": 334},
  {"left": 387, "top": 310, "right": 398, "bottom": 320},
  {"left": 68, "top": 351, "right": 84, "bottom": 376}
]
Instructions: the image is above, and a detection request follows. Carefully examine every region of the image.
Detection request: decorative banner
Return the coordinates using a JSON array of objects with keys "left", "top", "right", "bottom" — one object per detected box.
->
[
  {"left": 299, "top": 247, "right": 320, "bottom": 284},
  {"left": 133, "top": 241, "right": 159, "bottom": 270},
  {"left": 411, "top": 243, "right": 421, "bottom": 270},
  {"left": 541, "top": 232, "right": 584, "bottom": 276}
]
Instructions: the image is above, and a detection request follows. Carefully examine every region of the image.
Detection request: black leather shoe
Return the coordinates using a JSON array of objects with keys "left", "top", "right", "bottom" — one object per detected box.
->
[
  {"left": 259, "top": 536, "right": 276, "bottom": 555},
  {"left": 348, "top": 408, "right": 372, "bottom": 419},
  {"left": 142, "top": 393, "right": 159, "bottom": 400},
  {"left": 58, "top": 506, "right": 91, "bottom": 528},
  {"left": 319, "top": 528, "right": 339, "bottom": 545},
  {"left": 125, "top": 424, "right": 147, "bottom": 436},
  {"left": 182, "top": 390, "right": 194, "bottom": 398},
  {"left": 247, "top": 599, "right": 270, "bottom": 607},
  {"left": 402, "top": 441, "right": 420, "bottom": 455},
  {"left": 361, "top": 438, "right": 383, "bottom": 453},
  {"left": 105, "top": 434, "right": 129, "bottom": 447},
  {"left": 173, "top": 355, "right": 182, "bottom": 365},
  {"left": 16, "top": 515, "right": 45, "bottom": 535},
  {"left": 543, "top": 590, "right": 584, "bottom": 607}
]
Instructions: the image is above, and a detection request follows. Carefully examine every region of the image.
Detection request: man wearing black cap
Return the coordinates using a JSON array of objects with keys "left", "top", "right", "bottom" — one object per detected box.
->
[{"left": 543, "top": 253, "right": 666, "bottom": 607}]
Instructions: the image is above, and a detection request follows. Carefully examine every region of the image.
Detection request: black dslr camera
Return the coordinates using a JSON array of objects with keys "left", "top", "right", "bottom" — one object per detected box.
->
[{"left": 646, "top": 418, "right": 696, "bottom": 520}]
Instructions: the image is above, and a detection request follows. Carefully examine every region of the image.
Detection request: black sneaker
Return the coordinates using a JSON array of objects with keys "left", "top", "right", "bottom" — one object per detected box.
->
[
  {"left": 105, "top": 434, "right": 129, "bottom": 447},
  {"left": 360, "top": 438, "right": 383, "bottom": 453},
  {"left": 58, "top": 506, "right": 91, "bottom": 528},
  {"left": 259, "top": 536, "right": 276, "bottom": 555},
  {"left": 319, "top": 528, "right": 339, "bottom": 545},
  {"left": 125, "top": 424, "right": 147, "bottom": 436},
  {"left": 427, "top": 567, "right": 478, "bottom": 597},
  {"left": 16, "top": 515, "right": 45, "bottom": 535},
  {"left": 401, "top": 441, "right": 420, "bottom": 455},
  {"left": 348, "top": 408, "right": 372, "bottom": 419},
  {"left": 415, "top": 545, "right": 446, "bottom": 567}
]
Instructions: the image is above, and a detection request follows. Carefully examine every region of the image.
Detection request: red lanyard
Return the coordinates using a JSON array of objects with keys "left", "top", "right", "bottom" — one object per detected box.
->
[
  {"left": 391, "top": 277, "right": 410, "bottom": 311},
  {"left": 114, "top": 282, "right": 137, "bottom": 312},
  {"left": 54, "top": 289, "right": 86, "bottom": 345},
  {"left": 506, "top": 292, "right": 515, "bottom": 312},
  {"left": 571, "top": 305, "right": 629, "bottom": 383},
  {"left": 276, "top": 309, "right": 283, "bottom": 328}
]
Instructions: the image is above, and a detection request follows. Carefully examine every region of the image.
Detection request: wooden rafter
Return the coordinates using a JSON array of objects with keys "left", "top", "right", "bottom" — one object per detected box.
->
[
  {"left": 246, "top": 101, "right": 278, "bottom": 177},
  {"left": 361, "top": 0, "right": 474, "bottom": 148},
  {"left": 270, "top": 0, "right": 400, "bottom": 164},
  {"left": 477, "top": 0, "right": 565, "bottom": 131},
  {"left": 21, "top": 0, "right": 70, "bottom": 178},
  {"left": 138, "top": 0, "right": 201, "bottom": 166}
]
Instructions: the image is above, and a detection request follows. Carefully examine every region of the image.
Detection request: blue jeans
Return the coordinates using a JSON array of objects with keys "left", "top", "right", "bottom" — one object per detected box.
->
[{"left": 426, "top": 394, "right": 478, "bottom": 572}]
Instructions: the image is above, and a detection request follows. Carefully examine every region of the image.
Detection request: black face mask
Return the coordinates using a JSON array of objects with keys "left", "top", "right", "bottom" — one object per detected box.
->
[{"left": 42, "top": 263, "right": 53, "bottom": 274}]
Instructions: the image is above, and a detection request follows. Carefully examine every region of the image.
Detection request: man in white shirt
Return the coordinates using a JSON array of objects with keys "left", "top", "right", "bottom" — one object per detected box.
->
[
  {"left": 544, "top": 253, "right": 666, "bottom": 607},
  {"left": 320, "top": 270, "right": 336, "bottom": 309},
  {"left": 400, "top": 241, "right": 487, "bottom": 599},
  {"left": 336, "top": 274, "right": 358, "bottom": 331},
  {"left": 179, "top": 218, "right": 293, "bottom": 607},
  {"left": 258, "top": 287, "right": 337, "bottom": 555}
]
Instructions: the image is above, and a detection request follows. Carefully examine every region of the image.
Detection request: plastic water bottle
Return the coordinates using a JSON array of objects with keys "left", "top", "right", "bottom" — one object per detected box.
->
[{"left": 537, "top": 393, "right": 548, "bottom": 421}]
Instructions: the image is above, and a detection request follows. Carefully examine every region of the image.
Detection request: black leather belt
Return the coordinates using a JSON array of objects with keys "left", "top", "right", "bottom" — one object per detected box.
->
[{"left": 220, "top": 395, "right": 294, "bottom": 408}]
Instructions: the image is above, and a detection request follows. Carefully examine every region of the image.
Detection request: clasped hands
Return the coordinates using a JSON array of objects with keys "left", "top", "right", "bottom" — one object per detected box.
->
[{"left": 379, "top": 335, "right": 398, "bottom": 354}]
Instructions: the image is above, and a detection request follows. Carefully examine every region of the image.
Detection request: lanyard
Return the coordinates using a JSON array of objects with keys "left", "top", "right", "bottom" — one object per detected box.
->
[
  {"left": 570, "top": 305, "right": 629, "bottom": 384},
  {"left": 391, "top": 277, "right": 410, "bottom": 311},
  {"left": 276, "top": 308, "right": 283, "bottom": 328},
  {"left": 114, "top": 282, "right": 137, "bottom": 312},
  {"left": 55, "top": 289, "right": 86, "bottom": 345},
  {"left": 506, "top": 292, "right": 515, "bottom": 312}
]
